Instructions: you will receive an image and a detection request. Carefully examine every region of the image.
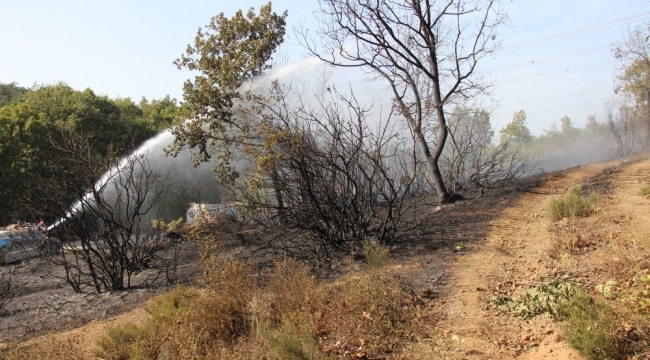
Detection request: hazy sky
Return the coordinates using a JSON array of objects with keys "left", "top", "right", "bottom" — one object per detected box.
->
[{"left": 1, "top": 0, "right": 648, "bottom": 135}]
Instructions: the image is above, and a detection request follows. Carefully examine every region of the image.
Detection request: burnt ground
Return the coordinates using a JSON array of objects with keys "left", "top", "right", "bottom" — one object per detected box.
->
[
  {"left": 0, "top": 171, "right": 542, "bottom": 347},
  {"left": 0, "top": 242, "right": 200, "bottom": 344},
  {"left": 3, "top": 152, "right": 649, "bottom": 359}
]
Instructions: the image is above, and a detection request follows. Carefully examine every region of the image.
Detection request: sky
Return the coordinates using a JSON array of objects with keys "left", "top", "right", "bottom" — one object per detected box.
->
[{"left": 1, "top": 0, "right": 649, "bottom": 136}]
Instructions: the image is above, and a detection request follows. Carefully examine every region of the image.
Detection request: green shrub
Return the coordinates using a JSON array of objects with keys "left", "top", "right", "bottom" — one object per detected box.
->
[
  {"left": 259, "top": 321, "right": 334, "bottom": 360},
  {"left": 640, "top": 186, "right": 650, "bottom": 197},
  {"left": 484, "top": 276, "right": 578, "bottom": 318},
  {"left": 95, "top": 259, "right": 259, "bottom": 359},
  {"left": 95, "top": 286, "right": 200, "bottom": 360},
  {"left": 95, "top": 323, "right": 150, "bottom": 360},
  {"left": 362, "top": 238, "right": 390, "bottom": 269},
  {"left": 145, "top": 285, "right": 200, "bottom": 324},
  {"left": 548, "top": 186, "right": 596, "bottom": 221},
  {"left": 559, "top": 290, "right": 625, "bottom": 360}
]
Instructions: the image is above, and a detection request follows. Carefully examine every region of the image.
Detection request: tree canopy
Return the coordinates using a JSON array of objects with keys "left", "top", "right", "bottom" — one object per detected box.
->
[
  {"left": 168, "top": 3, "right": 288, "bottom": 183},
  {"left": 0, "top": 82, "right": 179, "bottom": 225},
  {"left": 500, "top": 110, "right": 532, "bottom": 146},
  {"left": 614, "top": 22, "right": 650, "bottom": 146}
]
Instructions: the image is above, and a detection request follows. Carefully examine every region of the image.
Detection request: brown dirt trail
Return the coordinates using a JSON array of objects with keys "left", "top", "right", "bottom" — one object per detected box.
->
[{"left": 433, "top": 156, "right": 650, "bottom": 359}]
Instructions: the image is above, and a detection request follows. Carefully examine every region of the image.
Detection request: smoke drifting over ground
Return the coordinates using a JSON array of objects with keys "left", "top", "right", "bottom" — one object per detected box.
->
[
  {"left": 83, "top": 58, "right": 633, "bottom": 226},
  {"left": 527, "top": 136, "right": 621, "bottom": 176}
]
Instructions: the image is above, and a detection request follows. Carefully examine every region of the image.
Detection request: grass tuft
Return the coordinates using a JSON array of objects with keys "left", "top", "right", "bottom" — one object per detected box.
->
[
  {"left": 640, "top": 186, "right": 650, "bottom": 197},
  {"left": 4, "top": 337, "right": 87, "bottom": 360},
  {"left": 558, "top": 290, "right": 626, "bottom": 360},
  {"left": 548, "top": 186, "right": 596, "bottom": 221},
  {"left": 95, "top": 323, "right": 149, "bottom": 360},
  {"left": 259, "top": 321, "right": 334, "bottom": 360},
  {"left": 362, "top": 238, "right": 390, "bottom": 269}
]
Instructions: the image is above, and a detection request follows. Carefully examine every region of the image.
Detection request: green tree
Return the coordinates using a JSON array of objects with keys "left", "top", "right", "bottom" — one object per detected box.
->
[
  {"left": 500, "top": 110, "right": 532, "bottom": 146},
  {"left": 584, "top": 114, "right": 607, "bottom": 137},
  {"left": 560, "top": 115, "right": 580, "bottom": 138},
  {"left": 0, "top": 101, "right": 51, "bottom": 222},
  {"left": 0, "top": 82, "right": 28, "bottom": 107},
  {"left": 168, "top": 3, "right": 288, "bottom": 183},
  {"left": 614, "top": 22, "right": 650, "bottom": 146},
  {"left": 20, "top": 83, "right": 127, "bottom": 155},
  {"left": 0, "top": 83, "right": 178, "bottom": 225},
  {"left": 139, "top": 96, "right": 179, "bottom": 131}
]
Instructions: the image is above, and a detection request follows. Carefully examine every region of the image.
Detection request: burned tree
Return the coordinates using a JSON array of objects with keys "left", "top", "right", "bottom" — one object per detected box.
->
[
  {"left": 302, "top": 0, "right": 506, "bottom": 204},
  {"left": 441, "top": 107, "right": 526, "bottom": 195},
  {"left": 25, "top": 131, "right": 178, "bottom": 293},
  {"left": 232, "top": 83, "right": 425, "bottom": 258},
  {"left": 0, "top": 267, "right": 16, "bottom": 313},
  {"left": 614, "top": 22, "right": 650, "bottom": 148},
  {"left": 605, "top": 102, "right": 640, "bottom": 158}
]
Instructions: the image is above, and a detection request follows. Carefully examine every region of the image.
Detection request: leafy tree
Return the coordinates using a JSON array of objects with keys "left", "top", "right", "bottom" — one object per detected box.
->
[
  {"left": 560, "top": 115, "right": 580, "bottom": 138},
  {"left": 614, "top": 22, "right": 650, "bottom": 146},
  {"left": 500, "top": 110, "right": 532, "bottom": 146},
  {"left": 20, "top": 83, "right": 127, "bottom": 155},
  {"left": 303, "top": 0, "right": 506, "bottom": 205},
  {"left": 584, "top": 114, "right": 607, "bottom": 137},
  {"left": 139, "top": 96, "right": 179, "bottom": 131},
  {"left": 0, "top": 101, "right": 51, "bottom": 223},
  {"left": 0, "top": 82, "right": 28, "bottom": 107},
  {"left": 168, "top": 3, "right": 288, "bottom": 183},
  {"left": 0, "top": 83, "right": 179, "bottom": 225}
]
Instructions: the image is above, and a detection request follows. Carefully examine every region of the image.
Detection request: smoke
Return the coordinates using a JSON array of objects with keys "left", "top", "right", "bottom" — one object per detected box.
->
[
  {"left": 525, "top": 135, "right": 620, "bottom": 175},
  {"left": 49, "top": 56, "right": 627, "bottom": 231}
]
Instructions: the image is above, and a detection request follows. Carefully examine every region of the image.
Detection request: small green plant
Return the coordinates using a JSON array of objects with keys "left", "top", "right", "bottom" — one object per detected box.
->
[
  {"left": 150, "top": 217, "right": 184, "bottom": 233},
  {"left": 548, "top": 186, "right": 596, "bottom": 221},
  {"left": 640, "top": 186, "right": 650, "bottom": 197},
  {"left": 453, "top": 242, "right": 464, "bottom": 252},
  {"left": 558, "top": 290, "right": 625, "bottom": 360},
  {"left": 484, "top": 275, "right": 578, "bottom": 318},
  {"left": 595, "top": 279, "right": 618, "bottom": 299},
  {"left": 362, "top": 238, "right": 390, "bottom": 269},
  {"left": 95, "top": 322, "right": 150, "bottom": 360},
  {"left": 259, "top": 321, "right": 334, "bottom": 360},
  {"left": 486, "top": 278, "right": 630, "bottom": 359}
]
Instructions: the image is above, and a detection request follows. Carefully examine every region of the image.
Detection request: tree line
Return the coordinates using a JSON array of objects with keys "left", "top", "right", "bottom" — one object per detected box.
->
[{"left": 0, "top": 82, "right": 180, "bottom": 225}]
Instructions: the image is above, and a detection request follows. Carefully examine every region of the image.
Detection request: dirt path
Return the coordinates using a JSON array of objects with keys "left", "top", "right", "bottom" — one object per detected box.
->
[
  {"left": 434, "top": 163, "right": 615, "bottom": 359},
  {"left": 433, "top": 155, "right": 650, "bottom": 359}
]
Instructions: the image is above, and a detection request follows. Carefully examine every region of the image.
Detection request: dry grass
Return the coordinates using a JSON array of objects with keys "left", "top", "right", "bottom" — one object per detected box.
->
[
  {"left": 548, "top": 186, "right": 596, "bottom": 222},
  {"left": 316, "top": 271, "right": 432, "bottom": 357},
  {"left": 83, "top": 255, "right": 434, "bottom": 360},
  {"left": 4, "top": 337, "right": 87, "bottom": 360},
  {"left": 558, "top": 290, "right": 627, "bottom": 360},
  {"left": 258, "top": 321, "right": 334, "bottom": 360}
]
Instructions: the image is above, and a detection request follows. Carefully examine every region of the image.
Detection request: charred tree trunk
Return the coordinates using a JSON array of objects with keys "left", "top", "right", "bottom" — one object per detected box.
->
[
  {"left": 414, "top": 126, "right": 449, "bottom": 204},
  {"left": 646, "top": 89, "right": 650, "bottom": 148}
]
